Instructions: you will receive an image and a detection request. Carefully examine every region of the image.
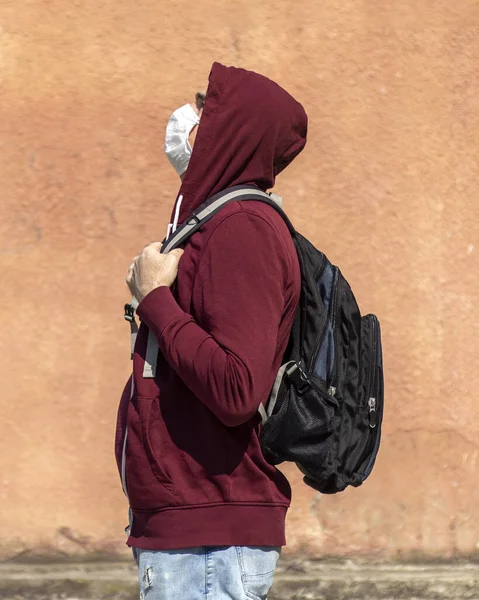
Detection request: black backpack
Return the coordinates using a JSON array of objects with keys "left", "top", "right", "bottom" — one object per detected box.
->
[{"left": 161, "top": 184, "right": 384, "bottom": 494}]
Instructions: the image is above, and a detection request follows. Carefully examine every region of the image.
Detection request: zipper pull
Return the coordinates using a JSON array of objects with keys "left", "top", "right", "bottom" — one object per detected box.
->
[
  {"left": 328, "top": 386, "right": 336, "bottom": 397},
  {"left": 368, "top": 397, "right": 377, "bottom": 429}
]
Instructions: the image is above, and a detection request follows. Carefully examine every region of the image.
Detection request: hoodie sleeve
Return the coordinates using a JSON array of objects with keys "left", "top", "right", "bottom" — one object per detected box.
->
[{"left": 136, "top": 209, "right": 291, "bottom": 427}]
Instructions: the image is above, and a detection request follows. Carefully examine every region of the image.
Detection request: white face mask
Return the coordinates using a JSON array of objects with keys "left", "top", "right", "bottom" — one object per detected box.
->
[{"left": 164, "top": 103, "right": 200, "bottom": 177}]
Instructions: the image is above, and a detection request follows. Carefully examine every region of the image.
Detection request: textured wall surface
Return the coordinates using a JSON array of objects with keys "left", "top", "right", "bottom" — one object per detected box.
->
[{"left": 1, "top": 0, "right": 478, "bottom": 559}]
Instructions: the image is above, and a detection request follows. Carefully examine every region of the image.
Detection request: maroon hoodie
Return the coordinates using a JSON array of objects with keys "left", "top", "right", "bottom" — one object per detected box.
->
[{"left": 115, "top": 62, "right": 307, "bottom": 550}]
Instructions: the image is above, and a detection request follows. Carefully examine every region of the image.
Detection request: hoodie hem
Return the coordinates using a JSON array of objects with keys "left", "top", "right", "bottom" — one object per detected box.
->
[{"left": 127, "top": 503, "right": 289, "bottom": 550}]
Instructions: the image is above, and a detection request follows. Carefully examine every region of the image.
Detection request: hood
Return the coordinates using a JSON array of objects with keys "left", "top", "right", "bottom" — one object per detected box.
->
[{"left": 168, "top": 62, "right": 308, "bottom": 227}]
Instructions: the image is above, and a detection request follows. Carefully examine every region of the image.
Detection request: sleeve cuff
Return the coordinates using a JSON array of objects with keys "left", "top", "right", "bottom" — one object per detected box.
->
[{"left": 136, "top": 286, "right": 182, "bottom": 339}]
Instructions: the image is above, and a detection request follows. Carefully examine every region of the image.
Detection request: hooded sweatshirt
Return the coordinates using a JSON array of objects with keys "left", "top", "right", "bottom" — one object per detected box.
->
[{"left": 115, "top": 62, "right": 308, "bottom": 550}]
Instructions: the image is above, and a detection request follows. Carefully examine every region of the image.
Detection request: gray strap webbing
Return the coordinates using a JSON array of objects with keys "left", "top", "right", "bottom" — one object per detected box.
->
[
  {"left": 143, "top": 329, "right": 158, "bottom": 378},
  {"left": 162, "top": 188, "right": 280, "bottom": 253},
  {"left": 269, "top": 192, "right": 283, "bottom": 208},
  {"left": 258, "top": 403, "right": 268, "bottom": 425},
  {"left": 259, "top": 361, "right": 296, "bottom": 425},
  {"left": 129, "top": 320, "right": 138, "bottom": 360},
  {"left": 125, "top": 296, "right": 157, "bottom": 378},
  {"left": 286, "top": 362, "right": 299, "bottom": 379}
]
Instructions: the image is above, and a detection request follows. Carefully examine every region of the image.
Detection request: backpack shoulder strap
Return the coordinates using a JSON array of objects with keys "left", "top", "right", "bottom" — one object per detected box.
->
[
  {"left": 162, "top": 184, "right": 296, "bottom": 253},
  {"left": 125, "top": 184, "right": 297, "bottom": 379}
]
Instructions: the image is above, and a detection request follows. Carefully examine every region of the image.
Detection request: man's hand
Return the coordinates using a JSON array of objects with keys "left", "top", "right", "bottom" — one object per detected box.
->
[{"left": 126, "top": 243, "right": 184, "bottom": 302}]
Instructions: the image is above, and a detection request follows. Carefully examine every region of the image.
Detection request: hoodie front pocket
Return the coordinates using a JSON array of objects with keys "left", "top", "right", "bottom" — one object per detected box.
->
[{"left": 139, "top": 396, "right": 174, "bottom": 486}]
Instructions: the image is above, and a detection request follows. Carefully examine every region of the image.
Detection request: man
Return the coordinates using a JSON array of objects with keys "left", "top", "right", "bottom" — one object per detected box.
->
[{"left": 116, "top": 62, "right": 307, "bottom": 599}]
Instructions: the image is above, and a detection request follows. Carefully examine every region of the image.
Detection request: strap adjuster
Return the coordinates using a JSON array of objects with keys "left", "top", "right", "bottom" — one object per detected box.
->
[
  {"left": 187, "top": 212, "right": 201, "bottom": 226},
  {"left": 287, "top": 362, "right": 310, "bottom": 393},
  {"left": 124, "top": 303, "right": 136, "bottom": 323}
]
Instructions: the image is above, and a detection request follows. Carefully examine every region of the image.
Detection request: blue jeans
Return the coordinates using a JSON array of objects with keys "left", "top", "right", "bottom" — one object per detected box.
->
[{"left": 136, "top": 546, "right": 281, "bottom": 600}]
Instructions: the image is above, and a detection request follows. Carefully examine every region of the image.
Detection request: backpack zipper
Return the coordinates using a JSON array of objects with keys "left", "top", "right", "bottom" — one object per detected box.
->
[
  {"left": 368, "top": 397, "right": 377, "bottom": 429},
  {"left": 330, "top": 268, "right": 341, "bottom": 391},
  {"left": 306, "top": 257, "right": 333, "bottom": 378},
  {"left": 367, "top": 316, "right": 378, "bottom": 429},
  {"left": 349, "top": 314, "right": 382, "bottom": 482},
  {"left": 361, "top": 315, "right": 383, "bottom": 478},
  {"left": 367, "top": 315, "right": 378, "bottom": 429}
]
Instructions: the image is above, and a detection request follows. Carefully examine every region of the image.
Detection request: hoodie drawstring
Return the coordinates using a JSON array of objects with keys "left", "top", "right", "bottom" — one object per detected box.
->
[{"left": 166, "top": 194, "right": 184, "bottom": 241}]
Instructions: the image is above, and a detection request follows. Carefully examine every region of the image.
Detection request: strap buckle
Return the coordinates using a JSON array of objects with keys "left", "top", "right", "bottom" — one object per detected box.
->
[
  {"left": 124, "top": 303, "right": 136, "bottom": 323},
  {"left": 287, "top": 362, "right": 310, "bottom": 393},
  {"left": 187, "top": 212, "right": 201, "bottom": 226}
]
